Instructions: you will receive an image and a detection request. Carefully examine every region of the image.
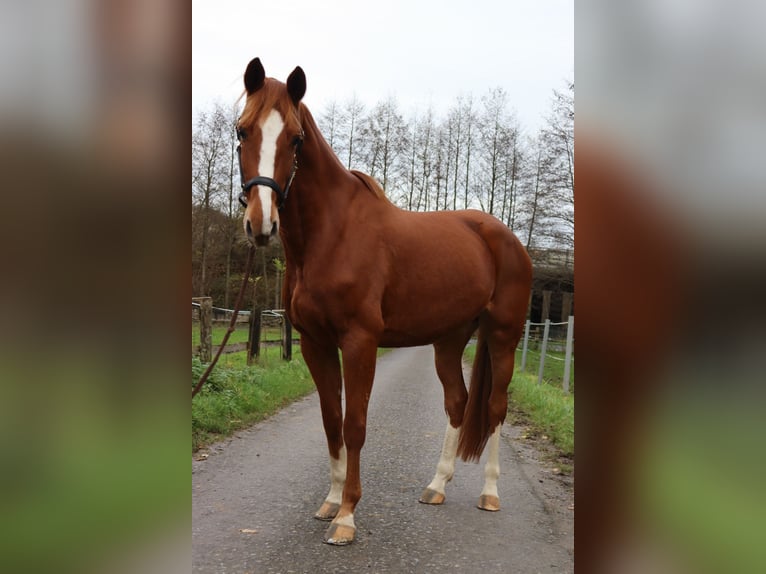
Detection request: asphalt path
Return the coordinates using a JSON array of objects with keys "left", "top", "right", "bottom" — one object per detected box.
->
[{"left": 192, "top": 346, "right": 573, "bottom": 573}]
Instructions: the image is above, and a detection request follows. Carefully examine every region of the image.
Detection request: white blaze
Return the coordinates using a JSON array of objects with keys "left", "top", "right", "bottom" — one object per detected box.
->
[{"left": 257, "top": 109, "right": 284, "bottom": 235}]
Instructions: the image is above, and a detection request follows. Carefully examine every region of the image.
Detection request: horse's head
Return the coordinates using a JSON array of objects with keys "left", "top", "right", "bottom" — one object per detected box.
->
[{"left": 237, "top": 58, "right": 305, "bottom": 246}]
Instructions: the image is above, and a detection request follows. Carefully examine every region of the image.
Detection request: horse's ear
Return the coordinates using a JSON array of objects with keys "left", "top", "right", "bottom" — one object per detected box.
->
[
  {"left": 286, "top": 66, "right": 306, "bottom": 105},
  {"left": 244, "top": 58, "right": 265, "bottom": 94}
]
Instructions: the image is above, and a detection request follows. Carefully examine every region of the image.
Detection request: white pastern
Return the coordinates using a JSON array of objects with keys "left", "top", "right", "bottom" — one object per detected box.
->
[
  {"left": 480, "top": 425, "right": 502, "bottom": 498},
  {"left": 332, "top": 512, "right": 355, "bottom": 529},
  {"left": 257, "top": 109, "right": 284, "bottom": 235},
  {"left": 326, "top": 446, "right": 347, "bottom": 505},
  {"left": 426, "top": 424, "right": 460, "bottom": 495}
]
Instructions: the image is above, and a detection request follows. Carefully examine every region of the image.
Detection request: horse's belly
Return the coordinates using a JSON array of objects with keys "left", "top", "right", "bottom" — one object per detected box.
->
[
  {"left": 379, "top": 273, "right": 491, "bottom": 346},
  {"left": 379, "top": 306, "right": 481, "bottom": 347}
]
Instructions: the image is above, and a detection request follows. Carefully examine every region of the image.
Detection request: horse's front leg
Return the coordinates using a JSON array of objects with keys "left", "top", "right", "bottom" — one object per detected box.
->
[
  {"left": 323, "top": 331, "right": 378, "bottom": 546},
  {"left": 300, "top": 335, "right": 345, "bottom": 521}
]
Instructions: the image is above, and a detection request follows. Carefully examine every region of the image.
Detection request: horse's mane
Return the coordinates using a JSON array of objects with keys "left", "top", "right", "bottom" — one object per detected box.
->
[
  {"left": 298, "top": 104, "right": 387, "bottom": 202},
  {"left": 350, "top": 170, "right": 387, "bottom": 200},
  {"left": 237, "top": 79, "right": 385, "bottom": 202}
]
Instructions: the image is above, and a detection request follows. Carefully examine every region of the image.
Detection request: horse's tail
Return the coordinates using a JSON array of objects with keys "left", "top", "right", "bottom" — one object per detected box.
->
[{"left": 457, "top": 329, "right": 493, "bottom": 462}]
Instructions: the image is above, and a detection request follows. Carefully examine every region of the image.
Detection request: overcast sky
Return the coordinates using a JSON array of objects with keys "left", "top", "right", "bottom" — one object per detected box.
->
[{"left": 192, "top": 0, "right": 573, "bottom": 134}]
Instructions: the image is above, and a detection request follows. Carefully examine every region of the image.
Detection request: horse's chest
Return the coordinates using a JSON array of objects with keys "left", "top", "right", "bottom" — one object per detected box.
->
[{"left": 286, "top": 281, "right": 339, "bottom": 339}]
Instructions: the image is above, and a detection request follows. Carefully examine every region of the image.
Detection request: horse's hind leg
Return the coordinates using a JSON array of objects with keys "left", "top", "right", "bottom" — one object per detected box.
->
[
  {"left": 420, "top": 325, "right": 473, "bottom": 505},
  {"left": 477, "top": 306, "right": 527, "bottom": 511},
  {"left": 300, "top": 335, "right": 345, "bottom": 521},
  {"left": 478, "top": 424, "right": 502, "bottom": 511}
]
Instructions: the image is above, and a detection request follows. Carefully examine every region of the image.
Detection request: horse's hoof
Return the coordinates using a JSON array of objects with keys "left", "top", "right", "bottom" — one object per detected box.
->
[
  {"left": 314, "top": 501, "right": 340, "bottom": 521},
  {"left": 323, "top": 522, "right": 356, "bottom": 545},
  {"left": 418, "top": 488, "right": 445, "bottom": 505},
  {"left": 477, "top": 494, "right": 500, "bottom": 511}
]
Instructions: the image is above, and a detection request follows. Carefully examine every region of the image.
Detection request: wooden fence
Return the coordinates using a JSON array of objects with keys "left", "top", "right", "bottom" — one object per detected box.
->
[
  {"left": 193, "top": 299, "right": 573, "bottom": 391},
  {"left": 192, "top": 298, "right": 294, "bottom": 363}
]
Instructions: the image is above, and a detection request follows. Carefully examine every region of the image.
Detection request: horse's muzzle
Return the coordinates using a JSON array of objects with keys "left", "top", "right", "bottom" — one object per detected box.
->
[{"left": 246, "top": 219, "right": 278, "bottom": 246}]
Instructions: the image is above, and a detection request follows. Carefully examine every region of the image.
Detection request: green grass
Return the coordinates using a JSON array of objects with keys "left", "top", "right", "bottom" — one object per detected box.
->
[
  {"left": 191, "top": 323, "right": 284, "bottom": 346},
  {"left": 464, "top": 343, "right": 574, "bottom": 457},
  {"left": 192, "top": 337, "right": 572, "bottom": 458},
  {"left": 192, "top": 348, "right": 315, "bottom": 451},
  {"left": 505, "top": 371, "right": 574, "bottom": 455},
  {"left": 518, "top": 345, "right": 574, "bottom": 392}
]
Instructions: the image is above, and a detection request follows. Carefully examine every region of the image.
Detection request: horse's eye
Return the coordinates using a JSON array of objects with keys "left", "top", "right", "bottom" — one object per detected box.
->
[{"left": 236, "top": 127, "right": 247, "bottom": 141}]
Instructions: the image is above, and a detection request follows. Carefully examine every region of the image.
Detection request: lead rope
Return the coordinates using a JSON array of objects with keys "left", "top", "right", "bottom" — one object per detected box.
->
[{"left": 192, "top": 245, "right": 256, "bottom": 399}]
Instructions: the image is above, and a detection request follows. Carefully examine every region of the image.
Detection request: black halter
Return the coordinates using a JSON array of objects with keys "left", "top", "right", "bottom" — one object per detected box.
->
[{"left": 237, "top": 132, "right": 303, "bottom": 211}]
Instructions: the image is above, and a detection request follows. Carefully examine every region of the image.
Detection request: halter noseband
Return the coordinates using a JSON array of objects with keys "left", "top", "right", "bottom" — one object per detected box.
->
[{"left": 237, "top": 131, "right": 303, "bottom": 211}]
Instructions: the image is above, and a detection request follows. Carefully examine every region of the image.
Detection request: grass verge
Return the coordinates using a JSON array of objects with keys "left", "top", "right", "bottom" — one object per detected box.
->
[
  {"left": 191, "top": 323, "right": 282, "bottom": 346},
  {"left": 191, "top": 343, "right": 392, "bottom": 452},
  {"left": 464, "top": 344, "right": 574, "bottom": 457},
  {"left": 192, "top": 347, "right": 315, "bottom": 451}
]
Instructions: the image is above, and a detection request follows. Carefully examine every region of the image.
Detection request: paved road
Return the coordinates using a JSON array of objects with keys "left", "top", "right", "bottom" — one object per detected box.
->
[{"left": 193, "top": 346, "right": 573, "bottom": 573}]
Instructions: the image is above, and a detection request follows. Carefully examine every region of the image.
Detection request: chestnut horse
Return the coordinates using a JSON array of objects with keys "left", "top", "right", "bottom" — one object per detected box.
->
[{"left": 236, "top": 58, "right": 532, "bottom": 545}]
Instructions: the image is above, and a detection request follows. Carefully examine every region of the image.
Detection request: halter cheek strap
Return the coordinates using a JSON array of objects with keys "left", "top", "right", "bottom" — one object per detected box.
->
[
  {"left": 237, "top": 134, "right": 302, "bottom": 211},
  {"left": 239, "top": 176, "right": 287, "bottom": 210}
]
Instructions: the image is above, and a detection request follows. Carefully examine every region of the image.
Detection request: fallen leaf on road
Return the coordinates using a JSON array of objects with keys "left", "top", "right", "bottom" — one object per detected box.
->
[{"left": 194, "top": 453, "right": 209, "bottom": 461}]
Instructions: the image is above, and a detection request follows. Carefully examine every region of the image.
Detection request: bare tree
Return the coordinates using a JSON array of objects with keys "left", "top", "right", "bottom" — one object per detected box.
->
[
  {"left": 416, "top": 106, "right": 435, "bottom": 211},
  {"left": 461, "top": 95, "right": 476, "bottom": 210},
  {"left": 501, "top": 133, "right": 523, "bottom": 232},
  {"left": 404, "top": 106, "right": 436, "bottom": 211},
  {"left": 539, "top": 82, "right": 574, "bottom": 247},
  {"left": 360, "top": 96, "right": 408, "bottom": 194},
  {"left": 433, "top": 123, "right": 449, "bottom": 211},
  {"left": 476, "top": 88, "right": 520, "bottom": 218},
  {"left": 192, "top": 103, "right": 233, "bottom": 295},
  {"left": 318, "top": 99, "right": 343, "bottom": 152},
  {"left": 445, "top": 99, "right": 465, "bottom": 211},
  {"left": 306, "top": 83, "right": 572, "bottom": 249},
  {"left": 343, "top": 95, "right": 366, "bottom": 170},
  {"left": 436, "top": 119, "right": 452, "bottom": 210},
  {"left": 405, "top": 120, "right": 418, "bottom": 210},
  {"left": 222, "top": 103, "right": 240, "bottom": 308}
]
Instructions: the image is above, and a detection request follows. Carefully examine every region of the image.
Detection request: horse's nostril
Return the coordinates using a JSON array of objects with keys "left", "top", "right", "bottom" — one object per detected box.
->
[
  {"left": 246, "top": 220, "right": 253, "bottom": 238},
  {"left": 271, "top": 221, "right": 278, "bottom": 236}
]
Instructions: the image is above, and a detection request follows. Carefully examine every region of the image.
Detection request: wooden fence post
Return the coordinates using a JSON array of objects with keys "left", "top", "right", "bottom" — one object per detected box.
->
[
  {"left": 194, "top": 297, "right": 212, "bottom": 363},
  {"left": 561, "top": 292, "right": 573, "bottom": 322},
  {"left": 562, "top": 315, "right": 574, "bottom": 394},
  {"left": 282, "top": 316, "right": 292, "bottom": 361},
  {"left": 537, "top": 319, "right": 550, "bottom": 385}
]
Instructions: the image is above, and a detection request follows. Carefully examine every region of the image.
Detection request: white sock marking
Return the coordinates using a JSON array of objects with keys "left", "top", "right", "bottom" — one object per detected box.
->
[
  {"left": 426, "top": 423, "right": 460, "bottom": 495},
  {"left": 257, "top": 109, "right": 284, "bottom": 235},
  {"left": 326, "top": 446, "right": 346, "bottom": 505},
  {"left": 333, "top": 513, "right": 355, "bottom": 529},
  {"left": 480, "top": 425, "right": 502, "bottom": 498}
]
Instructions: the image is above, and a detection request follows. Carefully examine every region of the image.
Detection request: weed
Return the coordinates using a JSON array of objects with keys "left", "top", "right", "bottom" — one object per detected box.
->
[{"left": 191, "top": 351, "right": 315, "bottom": 451}]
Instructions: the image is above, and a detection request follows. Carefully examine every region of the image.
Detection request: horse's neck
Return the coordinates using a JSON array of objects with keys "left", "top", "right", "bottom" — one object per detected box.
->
[{"left": 279, "top": 107, "right": 355, "bottom": 267}]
